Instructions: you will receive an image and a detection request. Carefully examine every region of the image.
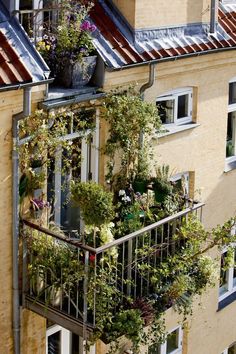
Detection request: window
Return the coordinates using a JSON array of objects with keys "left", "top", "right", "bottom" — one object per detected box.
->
[
  {"left": 219, "top": 245, "right": 236, "bottom": 301},
  {"left": 156, "top": 89, "right": 192, "bottom": 126},
  {"left": 47, "top": 108, "right": 99, "bottom": 232},
  {"left": 169, "top": 172, "right": 189, "bottom": 199},
  {"left": 148, "top": 327, "right": 183, "bottom": 354},
  {"left": 46, "top": 325, "right": 96, "bottom": 354},
  {"left": 222, "top": 342, "right": 236, "bottom": 354},
  {"left": 226, "top": 81, "right": 236, "bottom": 162}
]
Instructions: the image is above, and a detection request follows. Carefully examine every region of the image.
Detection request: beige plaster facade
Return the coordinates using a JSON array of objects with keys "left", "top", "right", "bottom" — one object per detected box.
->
[
  {"left": 0, "top": 87, "right": 47, "bottom": 354},
  {"left": 113, "top": 0, "right": 211, "bottom": 29},
  {"left": 102, "top": 50, "right": 236, "bottom": 354}
]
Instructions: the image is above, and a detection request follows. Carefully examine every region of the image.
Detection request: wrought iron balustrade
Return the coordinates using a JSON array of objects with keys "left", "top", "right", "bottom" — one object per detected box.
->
[{"left": 21, "top": 202, "right": 204, "bottom": 339}]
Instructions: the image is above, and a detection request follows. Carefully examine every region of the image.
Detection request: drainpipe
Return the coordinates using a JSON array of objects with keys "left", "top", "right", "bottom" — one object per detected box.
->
[
  {"left": 12, "top": 87, "right": 32, "bottom": 354},
  {"left": 139, "top": 63, "right": 156, "bottom": 146},
  {"left": 140, "top": 63, "right": 155, "bottom": 99},
  {"left": 209, "top": 0, "right": 218, "bottom": 34}
]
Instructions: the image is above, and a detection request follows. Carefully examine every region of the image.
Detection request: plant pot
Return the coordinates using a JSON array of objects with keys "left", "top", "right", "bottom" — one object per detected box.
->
[
  {"left": 133, "top": 180, "right": 148, "bottom": 194},
  {"left": 49, "top": 286, "right": 62, "bottom": 307},
  {"left": 61, "top": 55, "right": 97, "bottom": 88}
]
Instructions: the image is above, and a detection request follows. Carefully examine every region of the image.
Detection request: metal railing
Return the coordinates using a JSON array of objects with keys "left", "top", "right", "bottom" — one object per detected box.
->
[
  {"left": 17, "top": 8, "right": 59, "bottom": 44},
  {"left": 21, "top": 202, "right": 204, "bottom": 338}
]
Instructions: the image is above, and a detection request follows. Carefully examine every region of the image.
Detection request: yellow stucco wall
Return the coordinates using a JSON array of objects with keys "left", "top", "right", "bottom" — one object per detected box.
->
[
  {"left": 102, "top": 50, "right": 236, "bottom": 353},
  {"left": 112, "top": 0, "right": 211, "bottom": 29},
  {"left": 0, "top": 86, "right": 46, "bottom": 354}
]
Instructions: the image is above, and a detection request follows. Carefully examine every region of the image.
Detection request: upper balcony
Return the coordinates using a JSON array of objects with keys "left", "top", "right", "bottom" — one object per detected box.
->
[{"left": 21, "top": 202, "right": 204, "bottom": 344}]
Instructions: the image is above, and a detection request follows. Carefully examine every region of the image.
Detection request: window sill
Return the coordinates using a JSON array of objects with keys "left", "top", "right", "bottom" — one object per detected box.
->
[
  {"left": 218, "top": 291, "right": 236, "bottom": 311},
  {"left": 224, "top": 159, "right": 236, "bottom": 173},
  {"left": 155, "top": 123, "right": 200, "bottom": 139}
]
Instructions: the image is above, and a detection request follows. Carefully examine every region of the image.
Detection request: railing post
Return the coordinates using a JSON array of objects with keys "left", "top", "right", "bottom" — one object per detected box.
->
[
  {"left": 127, "top": 239, "right": 132, "bottom": 296},
  {"left": 83, "top": 250, "right": 89, "bottom": 354}
]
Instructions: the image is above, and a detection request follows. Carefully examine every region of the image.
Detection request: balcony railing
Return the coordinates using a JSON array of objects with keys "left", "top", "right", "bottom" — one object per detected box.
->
[
  {"left": 21, "top": 202, "right": 204, "bottom": 340},
  {"left": 16, "top": 8, "right": 58, "bottom": 44}
]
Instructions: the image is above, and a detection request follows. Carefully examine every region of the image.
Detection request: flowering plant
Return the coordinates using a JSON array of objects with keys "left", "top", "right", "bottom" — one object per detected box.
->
[
  {"left": 31, "top": 198, "right": 50, "bottom": 211},
  {"left": 36, "top": 1, "right": 96, "bottom": 75}
]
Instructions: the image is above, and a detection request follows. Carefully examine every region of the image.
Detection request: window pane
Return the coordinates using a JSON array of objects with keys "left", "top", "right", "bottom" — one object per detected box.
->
[
  {"left": 233, "top": 251, "right": 236, "bottom": 288},
  {"left": 229, "top": 82, "right": 236, "bottom": 105},
  {"left": 228, "top": 343, "right": 236, "bottom": 354},
  {"left": 219, "top": 252, "right": 228, "bottom": 296},
  {"left": 226, "top": 112, "right": 236, "bottom": 158},
  {"left": 167, "top": 329, "right": 179, "bottom": 353},
  {"left": 48, "top": 331, "right": 61, "bottom": 354},
  {"left": 156, "top": 99, "right": 174, "bottom": 124},
  {"left": 177, "top": 94, "right": 188, "bottom": 119}
]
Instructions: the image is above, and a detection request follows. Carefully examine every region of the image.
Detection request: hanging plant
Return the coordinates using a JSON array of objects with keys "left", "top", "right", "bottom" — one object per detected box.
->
[{"left": 102, "top": 87, "right": 161, "bottom": 191}]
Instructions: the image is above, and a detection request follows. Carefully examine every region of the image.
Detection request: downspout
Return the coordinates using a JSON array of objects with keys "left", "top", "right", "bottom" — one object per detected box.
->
[
  {"left": 12, "top": 87, "right": 32, "bottom": 354},
  {"left": 140, "top": 63, "right": 155, "bottom": 99},
  {"left": 209, "top": 0, "right": 218, "bottom": 34},
  {"left": 139, "top": 63, "right": 156, "bottom": 146}
]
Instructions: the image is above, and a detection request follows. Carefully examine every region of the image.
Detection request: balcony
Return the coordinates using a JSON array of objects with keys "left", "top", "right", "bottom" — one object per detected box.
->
[{"left": 21, "top": 202, "right": 204, "bottom": 341}]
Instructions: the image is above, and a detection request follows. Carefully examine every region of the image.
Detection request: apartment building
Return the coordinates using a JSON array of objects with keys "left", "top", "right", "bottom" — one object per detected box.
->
[{"left": 2, "top": 0, "right": 236, "bottom": 353}]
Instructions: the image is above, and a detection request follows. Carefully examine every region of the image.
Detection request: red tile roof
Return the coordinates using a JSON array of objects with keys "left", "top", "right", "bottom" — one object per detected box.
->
[
  {"left": 0, "top": 30, "right": 32, "bottom": 85},
  {"left": 91, "top": 1, "right": 236, "bottom": 69}
]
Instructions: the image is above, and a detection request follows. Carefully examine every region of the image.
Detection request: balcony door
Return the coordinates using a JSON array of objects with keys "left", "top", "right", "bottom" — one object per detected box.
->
[{"left": 47, "top": 110, "right": 99, "bottom": 232}]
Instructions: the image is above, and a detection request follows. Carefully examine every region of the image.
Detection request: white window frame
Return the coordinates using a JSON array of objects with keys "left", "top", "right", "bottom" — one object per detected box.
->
[
  {"left": 46, "top": 325, "right": 70, "bottom": 354},
  {"left": 156, "top": 88, "right": 192, "bottom": 126},
  {"left": 52, "top": 108, "right": 99, "bottom": 226},
  {"left": 222, "top": 342, "right": 236, "bottom": 354},
  {"left": 226, "top": 79, "right": 236, "bottom": 163},
  {"left": 149, "top": 326, "right": 183, "bottom": 354},
  {"left": 46, "top": 325, "right": 96, "bottom": 354},
  {"left": 219, "top": 227, "right": 236, "bottom": 301},
  {"left": 169, "top": 172, "right": 189, "bottom": 198}
]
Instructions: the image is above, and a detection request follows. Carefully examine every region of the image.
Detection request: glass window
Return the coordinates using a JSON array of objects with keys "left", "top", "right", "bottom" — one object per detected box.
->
[
  {"left": 177, "top": 95, "right": 188, "bottom": 120},
  {"left": 226, "top": 112, "right": 236, "bottom": 158},
  {"left": 229, "top": 82, "right": 236, "bottom": 105},
  {"left": 156, "top": 89, "right": 192, "bottom": 126},
  {"left": 167, "top": 329, "right": 179, "bottom": 353},
  {"left": 148, "top": 327, "right": 182, "bottom": 354},
  {"left": 156, "top": 99, "right": 175, "bottom": 124},
  {"left": 219, "top": 252, "right": 228, "bottom": 296}
]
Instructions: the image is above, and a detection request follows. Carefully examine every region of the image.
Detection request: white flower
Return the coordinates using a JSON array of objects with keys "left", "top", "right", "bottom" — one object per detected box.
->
[{"left": 119, "top": 189, "right": 126, "bottom": 196}]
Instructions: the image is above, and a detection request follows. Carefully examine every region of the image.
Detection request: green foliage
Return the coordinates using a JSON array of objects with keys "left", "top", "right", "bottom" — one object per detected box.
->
[
  {"left": 102, "top": 87, "right": 161, "bottom": 188},
  {"left": 26, "top": 228, "right": 84, "bottom": 295},
  {"left": 71, "top": 181, "right": 115, "bottom": 226}
]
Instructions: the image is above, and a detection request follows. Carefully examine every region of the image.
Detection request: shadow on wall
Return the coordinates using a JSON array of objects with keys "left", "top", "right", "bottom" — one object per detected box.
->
[{"left": 202, "top": 168, "right": 236, "bottom": 229}]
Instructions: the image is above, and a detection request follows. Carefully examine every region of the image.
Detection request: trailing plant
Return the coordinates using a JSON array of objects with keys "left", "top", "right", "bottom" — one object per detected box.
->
[
  {"left": 19, "top": 109, "right": 94, "bottom": 220},
  {"left": 102, "top": 87, "right": 161, "bottom": 190}
]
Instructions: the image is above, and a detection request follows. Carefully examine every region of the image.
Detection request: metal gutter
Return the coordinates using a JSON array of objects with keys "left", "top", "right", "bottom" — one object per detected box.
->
[
  {"left": 39, "top": 92, "right": 105, "bottom": 110},
  {"left": 0, "top": 78, "right": 54, "bottom": 92},
  {"left": 12, "top": 87, "right": 32, "bottom": 354},
  {"left": 105, "top": 45, "right": 236, "bottom": 72}
]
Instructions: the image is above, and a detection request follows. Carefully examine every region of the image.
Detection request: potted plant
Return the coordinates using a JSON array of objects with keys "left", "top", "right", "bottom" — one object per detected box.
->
[
  {"left": 27, "top": 228, "right": 84, "bottom": 306},
  {"left": 71, "top": 181, "right": 115, "bottom": 246},
  {"left": 37, "top": 1, "right": 97, "bottom": 87},
  {"left": 151, "top": 165, "right": 173, "bottom": 203}
]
